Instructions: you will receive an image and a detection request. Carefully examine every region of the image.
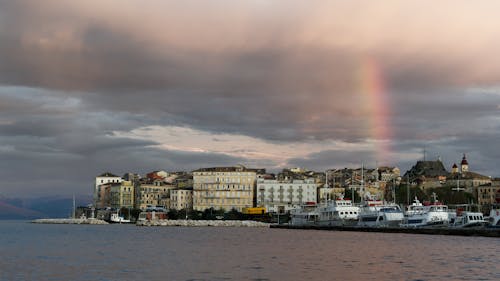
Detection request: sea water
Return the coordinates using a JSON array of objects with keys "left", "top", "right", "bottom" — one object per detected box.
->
[{"left": 0, "top": 220, "right": 498, "bottom": 281}]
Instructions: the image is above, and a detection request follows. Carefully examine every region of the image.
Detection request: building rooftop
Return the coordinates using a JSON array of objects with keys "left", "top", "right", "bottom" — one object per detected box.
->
[
  {"left": 97, "top": 172, "right": 119, "bottom": 177},
  {"left": 193, "top": 165, "right": 264, "bottom": 173},
  {"left": 403, "top": 160, "right": 449, "bottom": 180}
]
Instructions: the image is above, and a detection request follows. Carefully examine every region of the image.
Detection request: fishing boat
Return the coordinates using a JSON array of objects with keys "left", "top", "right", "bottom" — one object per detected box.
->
[
  {"left": 110, "top": 212, "right": 131, "bottom": 223},
  {"left": 400, "top": 197, "right": 449, "bottom": 227},
  {"left": 316, "top": 196, "right": 360, "bottom": 226}
]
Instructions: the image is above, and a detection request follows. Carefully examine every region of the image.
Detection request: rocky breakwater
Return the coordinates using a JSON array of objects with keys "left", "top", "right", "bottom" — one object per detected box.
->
[
  {"left": 32, "top": 218, "right": 109, "bottom": 225},
  {"left": 137, "top": 219, "right": 269, "bottom": 228}
]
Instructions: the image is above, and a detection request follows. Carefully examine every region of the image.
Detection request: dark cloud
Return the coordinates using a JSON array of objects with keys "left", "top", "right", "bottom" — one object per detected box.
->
[
  {"left": 1, "top": 1, "right": 500, "bottom": 197},
  {"left": 287, "top": 149, "right": 378, "bottom": 172}
]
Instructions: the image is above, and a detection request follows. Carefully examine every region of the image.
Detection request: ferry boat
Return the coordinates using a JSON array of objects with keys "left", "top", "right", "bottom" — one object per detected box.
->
[
  {"left": 357, "top": 200, "right": 404, "bottom": 227},
  {"left": 316, "top": 196, "right": 360, "bottom": 226},
  {"left": 451, "top": 211, "right": 487, "bottom": 228},
  {"left": 289, "top": 203, "right": 319, "bottom": 226},
  {"left": 401, "top": 197, "right": 449, "bottom": 227}
]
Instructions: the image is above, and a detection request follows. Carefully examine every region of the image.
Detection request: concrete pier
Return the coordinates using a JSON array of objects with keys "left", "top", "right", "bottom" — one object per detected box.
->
[
  {"left": 270, "top": 224, "right": 500, "bottom": 238},
  {"left": 32, "top": 218, "right": 109, "bottom": 225},
  {"left": 137, "top": 219, "right": 269, "bottom": 227}
]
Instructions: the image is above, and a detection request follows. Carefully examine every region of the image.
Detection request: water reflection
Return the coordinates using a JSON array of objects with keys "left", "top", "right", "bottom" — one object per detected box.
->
[{"left": 0, "top": 221, "right": 498, "bottom": 281}]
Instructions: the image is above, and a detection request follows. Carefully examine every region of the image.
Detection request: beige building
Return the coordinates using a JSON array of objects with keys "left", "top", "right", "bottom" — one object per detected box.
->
[
  {"left": 193, "top": 166, "right": 258, "bottom": 212},
  {"left": 476, "top": 185, "right": 500, "bottom": 206},
  {"left": 170, "top": 189, "right": 193, "bottom": 210},
  {"left": 318, "top": 187, "right": 346, "bottom": 202},
  {"left": 136, "top": 182, "right": 175, "bottom": 210},
  {"left": 110, "top": 181, "right": 135, "bottom": 209}
]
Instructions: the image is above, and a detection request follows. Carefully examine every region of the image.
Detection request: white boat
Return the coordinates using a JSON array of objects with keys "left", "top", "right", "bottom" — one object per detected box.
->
[
  {"left": 316, "top": 197, "right": 360, "bottom": 226},
  {"left": 487, "top": 207, "right": 500, "bottom": 227},
  {"left": 110, "top": 213, "right": 131, "bottom": 223},
  {"left": 401, "top": 198, "right": 449, "bottom": 227},
  {"left": 357, "top": 200, "right": 404, "bottom": 227},
  {"left": 451, "top": 211, "right": 487, "bottom": 228},
  {"left": 289, "top": 203, "right": 319, "bottom": 226}
]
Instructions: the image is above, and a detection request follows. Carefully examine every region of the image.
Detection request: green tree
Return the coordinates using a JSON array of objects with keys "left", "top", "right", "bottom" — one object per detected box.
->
[
  {"left": 168, "top": 209, "right": 179, "bottom": 220},
  {"left": 224, "top": 208, "right": 243, "bottom": 220},
  {"left": 344, "top": 188, "right": 361, "bottom": 203}
]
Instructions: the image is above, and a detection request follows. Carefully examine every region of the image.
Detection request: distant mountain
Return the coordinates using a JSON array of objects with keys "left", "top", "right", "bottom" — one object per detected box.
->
[
  {"left": 0, "top": 195, "right": 92, "bottom": 219},
  {"left": 0, "top": 200, "right": 45, "bottom": 219}
]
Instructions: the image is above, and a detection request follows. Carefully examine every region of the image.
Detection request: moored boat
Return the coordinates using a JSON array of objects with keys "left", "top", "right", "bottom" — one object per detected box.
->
[
  {"left": 316, "top": 196, "right": 360, "bottom": 226},
  {"left": 357, "top": 200, "right": 404, "bottom": 227},
  {"left": 110, "top": 213, "right": 131, "bottom": 223},
  {"left": 401, "top": 197, "right": 449, "bottom": 228},
  {"left": 289, "top": 203, "right": 319, "bottom": 226},
  {"left": 451, "top": 211, "right": 487, "bottom": 228}
]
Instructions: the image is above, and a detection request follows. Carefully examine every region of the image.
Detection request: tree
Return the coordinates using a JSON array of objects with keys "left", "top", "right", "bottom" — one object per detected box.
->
[
  {"left": 344, "top": 187, "right": 361, "bottom": 203},
  {"left": 167, "top": 209, "right": 179, "bottom": 220},
  {"left": 130, "top": 208, "right": 142, "bottom": 221},
  {"left": 225, "top": 208, "right": 243, "bottom": 220}
]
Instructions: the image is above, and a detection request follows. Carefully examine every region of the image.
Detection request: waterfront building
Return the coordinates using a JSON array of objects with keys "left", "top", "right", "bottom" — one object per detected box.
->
[
  {"left": 95, "top": 183, "right": 112, "bottom": 209},
  {"left": 110, "top": 181, "right": 135, "bottom": 209},
  {"left": 136, "top": 181, "right": 175, "bottom": 210},
  {"left": 477, "top": 184, "right": 500, "bottom": 206},
  {"left": 256, "top": 178, "right": 317, "bottom": 213},
  {"left": 94, "top": 172, "right": 123, "bottom": 208},
  {"left": 192, "top": 165, "right": 261, "bottom": 212},
  {"left": 170, "top": 189, "right": 193, "bottom": 210}
]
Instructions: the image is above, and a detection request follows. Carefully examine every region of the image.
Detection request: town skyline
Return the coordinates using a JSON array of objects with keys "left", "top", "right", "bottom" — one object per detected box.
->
[{"left": 2, "top": 1, "right": 500, "bottom": 197}]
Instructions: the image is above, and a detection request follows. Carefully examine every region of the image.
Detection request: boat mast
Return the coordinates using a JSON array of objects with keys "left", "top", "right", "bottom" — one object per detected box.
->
[
  {"left": 406, "top": 176, "right": 410, "bottom": 207},
  {"left": 361, "top": 162, "right": 364, "bottom": 200},
  {"left": 72, "top": 194, "right": 76, "bottom": 219}
]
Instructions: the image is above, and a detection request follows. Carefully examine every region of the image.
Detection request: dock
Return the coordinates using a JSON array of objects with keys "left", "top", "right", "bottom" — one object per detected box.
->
[{"left": 270, "top": 224, "right": 500, "bottom": 238}]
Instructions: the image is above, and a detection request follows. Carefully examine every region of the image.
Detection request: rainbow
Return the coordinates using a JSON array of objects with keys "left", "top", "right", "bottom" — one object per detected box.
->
[{"left": 358, "top": 57, "right": 392, "bottom": 165}]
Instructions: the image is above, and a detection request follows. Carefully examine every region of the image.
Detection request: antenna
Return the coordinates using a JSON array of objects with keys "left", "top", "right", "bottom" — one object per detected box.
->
[
  {"left": 423, "top": 147, "right": 426, "bottom": 161},
  {"left": 452, "top": 173, "right": 465, "bottom": 192}
]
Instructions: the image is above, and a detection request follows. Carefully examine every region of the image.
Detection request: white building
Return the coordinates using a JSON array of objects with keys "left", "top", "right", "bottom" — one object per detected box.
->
[{"left": 256, "top": 178, "right": 317, "bottom": 213}]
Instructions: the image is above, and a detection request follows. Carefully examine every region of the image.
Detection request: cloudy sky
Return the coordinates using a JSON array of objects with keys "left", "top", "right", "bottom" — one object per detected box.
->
[{"left": 1, "top": 1, "right": 500, "bottom": 197}]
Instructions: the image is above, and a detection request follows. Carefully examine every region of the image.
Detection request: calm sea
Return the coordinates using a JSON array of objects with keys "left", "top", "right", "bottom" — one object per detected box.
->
[{"left": 0, "top": 221, "right": 498, "bottom": 281}]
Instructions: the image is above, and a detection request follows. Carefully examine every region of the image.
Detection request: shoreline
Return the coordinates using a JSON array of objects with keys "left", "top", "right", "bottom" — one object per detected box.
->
[
  {"left": 32, "top": 218, "right": 109, "bottom": 225},
  {"left": 137, "top": 219, "right": 269, "bottom": 227},
  {"left": 270, "top": 224, "right": 500, "bottom": 238}
]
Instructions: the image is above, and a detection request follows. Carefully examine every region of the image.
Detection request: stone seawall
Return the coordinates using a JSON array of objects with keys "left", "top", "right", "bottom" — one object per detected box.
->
[
  {"left": 137, "top": 219, "right": 269, "bottom": 227},
  {"left": 32, "top": 218, "right": 109, "bottom": 225}
]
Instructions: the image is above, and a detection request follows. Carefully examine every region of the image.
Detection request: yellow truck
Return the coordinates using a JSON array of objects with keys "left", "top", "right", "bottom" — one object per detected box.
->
[{"left": 242, "top": 207, "right": 266, "bottom": 215}]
